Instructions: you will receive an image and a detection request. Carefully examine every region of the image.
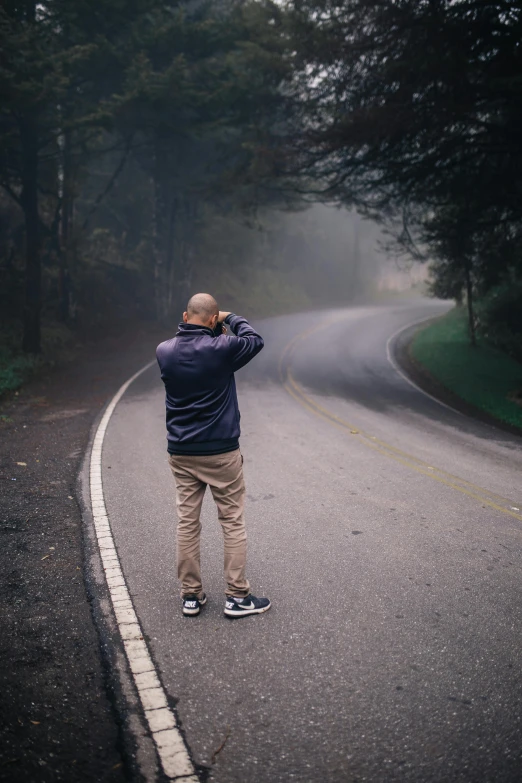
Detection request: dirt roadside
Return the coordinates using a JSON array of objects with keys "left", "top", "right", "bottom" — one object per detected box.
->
[{"left": 0, "top": 324, "right": 166, "bottom": 782}]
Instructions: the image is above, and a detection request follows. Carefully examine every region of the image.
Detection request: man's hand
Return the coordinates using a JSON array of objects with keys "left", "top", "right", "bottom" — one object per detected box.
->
[{"left": 218, "top": 311, "right": 231, "bottom": 322}]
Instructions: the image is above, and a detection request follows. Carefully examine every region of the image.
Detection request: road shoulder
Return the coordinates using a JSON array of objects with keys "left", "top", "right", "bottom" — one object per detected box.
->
[{"left": 0, "top": 325, "right": 166, "bottom": 782}]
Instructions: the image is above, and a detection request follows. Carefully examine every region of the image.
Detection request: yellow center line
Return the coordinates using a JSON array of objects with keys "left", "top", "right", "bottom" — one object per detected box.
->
[{"left": 279, "top": 318, "right": 522, "bottom": 523}]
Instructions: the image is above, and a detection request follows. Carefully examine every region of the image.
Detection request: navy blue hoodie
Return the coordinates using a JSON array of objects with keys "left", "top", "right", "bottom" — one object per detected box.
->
[{"left": 156, "top": 314, "right": 264, "bottom": 455}]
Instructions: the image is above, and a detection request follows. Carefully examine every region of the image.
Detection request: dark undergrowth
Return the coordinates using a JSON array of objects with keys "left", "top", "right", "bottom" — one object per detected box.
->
[{"left": 0, "top": 321, "right": 78, "bottom": 400}]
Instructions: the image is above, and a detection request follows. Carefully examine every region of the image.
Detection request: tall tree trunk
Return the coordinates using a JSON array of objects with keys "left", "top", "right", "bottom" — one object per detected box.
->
[
  {"left": 153, "top": 140, "right": 180, "bottom": 325},
  {"left": 153, "top": 139, "right": 165, "bottom": 322},
  {"left": 153, "top": 145, "right": 198, "bottom": 325},
  {"left": 166, "top": 194, "right": 177, "bottom": 317},
  {"left": 464, "top": 262, "right": 476, "bottom": 347},
  {"left": 21, "top": 113, "right": 41, "bottom": 354},
  {"left": 59, "top": 129, "right": 73, "bottom": 322},
  {"left": 177, "top": 194, "right": 196, "bottom": 314},
  {"left": 153, "top": 176, "right": 170, "bottom": 323}
]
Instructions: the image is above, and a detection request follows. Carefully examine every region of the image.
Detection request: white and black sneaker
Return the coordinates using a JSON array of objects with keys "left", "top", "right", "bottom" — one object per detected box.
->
[
  {"left": 224, "top": 594, "right": 271, "bottom": 618},
  {"left": 182, "top": 593, "right": 207, "bottom": 617}
]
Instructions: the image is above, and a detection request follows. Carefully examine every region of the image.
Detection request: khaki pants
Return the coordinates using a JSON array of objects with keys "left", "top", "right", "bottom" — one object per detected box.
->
[{"left": 168, "top": 449, "right": 250, "bottom": 599}]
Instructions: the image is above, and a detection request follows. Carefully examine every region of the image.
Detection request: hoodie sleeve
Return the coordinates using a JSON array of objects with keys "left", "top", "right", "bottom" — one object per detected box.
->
[{"left": 225, "top": 314, "right": 264, "bottom": 372}]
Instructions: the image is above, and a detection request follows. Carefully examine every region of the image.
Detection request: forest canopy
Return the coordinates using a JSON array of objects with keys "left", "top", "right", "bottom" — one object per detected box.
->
[
  {"left": 284, "top": 0, "right": 522, "bottom": 354},
  {"left": 1, "top": 0, "right": 521, "bottom": 359}
]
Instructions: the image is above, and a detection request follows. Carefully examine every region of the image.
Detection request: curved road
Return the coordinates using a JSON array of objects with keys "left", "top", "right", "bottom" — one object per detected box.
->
[{"left": 101, "top": 301, "right": 522, "bottom": 783}]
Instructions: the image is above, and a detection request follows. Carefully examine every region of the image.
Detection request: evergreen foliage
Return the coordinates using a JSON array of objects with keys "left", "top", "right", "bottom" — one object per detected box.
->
[
  {"left": 286, "top": 0, "right": 522, "bottom": 347},
  {"left": 0, "top": 0, "right": 303, "bottom": 351},
  {"left": 1, "top": 0, "right": 521, "bottom": 357}
]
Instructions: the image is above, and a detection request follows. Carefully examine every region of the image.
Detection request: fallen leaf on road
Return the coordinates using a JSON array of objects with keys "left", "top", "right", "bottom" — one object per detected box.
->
[
  {"left": 350, "top": 430, "right": 359, "bottom": 434},
  {"left": 16, "top": 462, "right": 27, "bottom": 466},
  {"left": 41, "top": 555, "right": 50, "bottom": 561},
  {"left": 30, "top": 721, "right": 40, "bottom": 725},
  {"left": 112, "top": 763, "right": 123, "bottom": 770}
]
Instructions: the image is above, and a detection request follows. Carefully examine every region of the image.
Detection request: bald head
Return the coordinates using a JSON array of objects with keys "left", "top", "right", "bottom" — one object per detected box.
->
[{"left": 184, "top": 293, "right": 219, "bottom": 328}]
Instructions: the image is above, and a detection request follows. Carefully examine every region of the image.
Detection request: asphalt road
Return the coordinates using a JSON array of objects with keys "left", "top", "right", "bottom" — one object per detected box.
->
[{"left": 100, "top": 301, "right": 522, "bottom": 783}]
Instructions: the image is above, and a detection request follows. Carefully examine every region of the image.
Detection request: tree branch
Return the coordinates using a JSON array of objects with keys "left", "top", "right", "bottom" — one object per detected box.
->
[
  {"left": 81, "top": 138, "right": 133, "bottom": 231},
  {"left": 1, "top": 180, "right": 22, "bottom": 207}
]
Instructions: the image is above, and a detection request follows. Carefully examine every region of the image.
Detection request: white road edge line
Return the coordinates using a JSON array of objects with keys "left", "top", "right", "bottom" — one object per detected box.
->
[
  {"left": 385, "top": 314, "right": 464, "bottom": 416},
  {"left": 89, "top": 360, "right": 199, "bottom": 783}
]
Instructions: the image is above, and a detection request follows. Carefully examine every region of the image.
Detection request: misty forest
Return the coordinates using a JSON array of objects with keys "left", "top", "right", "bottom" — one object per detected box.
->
[
  {"left": 3, "top": 4, "right": 522, "bottom": 781},
  {"left": 1, "top": 0, "right": 522, "bottom": 381}
]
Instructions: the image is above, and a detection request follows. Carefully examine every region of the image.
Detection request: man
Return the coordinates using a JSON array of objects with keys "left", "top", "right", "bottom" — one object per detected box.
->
[{"left": 156, "top": 293, "right": 271, "bottom": 619}]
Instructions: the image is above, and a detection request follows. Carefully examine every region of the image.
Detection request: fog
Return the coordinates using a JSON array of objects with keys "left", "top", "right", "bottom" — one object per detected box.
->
[{"left": 198, "top": 204, "right": 426, "bottom": 319}]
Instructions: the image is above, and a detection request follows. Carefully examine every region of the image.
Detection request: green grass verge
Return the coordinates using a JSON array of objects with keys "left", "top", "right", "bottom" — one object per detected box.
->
[{"left": 411, "top": 306, "right": 522, "bottom": 429}]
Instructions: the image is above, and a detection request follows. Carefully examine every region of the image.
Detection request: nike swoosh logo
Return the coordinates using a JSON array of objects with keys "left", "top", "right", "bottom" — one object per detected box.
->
[{"left": 237, "top": 602, "right": 255, "bottom": 610}]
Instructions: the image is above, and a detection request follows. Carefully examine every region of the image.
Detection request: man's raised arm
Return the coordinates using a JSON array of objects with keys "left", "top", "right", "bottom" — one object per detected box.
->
[{"left": 221, "top": 312, "right": 264, "bottom": 372}]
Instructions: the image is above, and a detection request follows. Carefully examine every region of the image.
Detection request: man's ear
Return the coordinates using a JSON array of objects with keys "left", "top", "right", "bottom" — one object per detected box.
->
[
  {"left": 182, "top": 312, "right": 188, "bottom": 323},
  {"left": 210, "top": 314, "right": 218, "bottom": 330}
]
